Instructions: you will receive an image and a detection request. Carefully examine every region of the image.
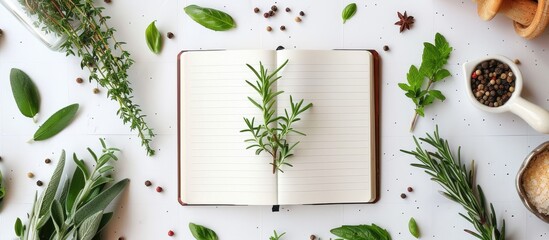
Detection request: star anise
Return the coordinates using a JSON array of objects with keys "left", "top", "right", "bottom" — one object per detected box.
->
[{"left": 395, "top": 11, "right": 414, "bottom": 33}]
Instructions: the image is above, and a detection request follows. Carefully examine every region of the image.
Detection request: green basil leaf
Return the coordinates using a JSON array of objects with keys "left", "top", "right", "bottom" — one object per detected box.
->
[
  {"left": 189, "top": 222, "right": 218, "bottom": 240},
  {"left": 330, "top": 224, "right": 391, "bottom": 240},
  {"left": 78, "top": 210, "right": 103, "bottom": 240},
  {"left": 74, "top": 179, "right": 129, "bottom": 225},
  {"left": 33, "top": 103, "right": 79, "bottom": 141},
  {"left": 342, "top": 3, "right": 357, "bottom": 23},
  {"left": 145, "top": 21, "right": 162, "bottom": 54},
  {"left": 184, "top": 5, "right": 236, "bottom": 31},
  {"left": 14, "top": 218, "right": 23, "bottom": 237},
  {"left": 409, "top": 217, "right": 420, "bottom": 238},
  {"left": 10, "top": 68, "right": 40, "bottom": 119}
]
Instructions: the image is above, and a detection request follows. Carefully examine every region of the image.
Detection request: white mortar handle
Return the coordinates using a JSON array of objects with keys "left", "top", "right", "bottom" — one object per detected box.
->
[{"left": 509, "top": 96, "right": 549, "bottom": 133}]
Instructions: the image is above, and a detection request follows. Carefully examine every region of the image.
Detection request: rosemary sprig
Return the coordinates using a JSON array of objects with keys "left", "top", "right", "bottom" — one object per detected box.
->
[
  {"left": 401, "top": 127, "right": 505, "bottom": 240},
  {"left": 241, "top": 60, "right": 313, "bottom": 174},
  {"left": 19, "top": 0, "right": 155, "bottom": 155}
]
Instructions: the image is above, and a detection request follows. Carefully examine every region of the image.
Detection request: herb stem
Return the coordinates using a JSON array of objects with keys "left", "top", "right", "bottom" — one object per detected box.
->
[{"left": 409, "top": 78, "right": 434, "bottom": 132}]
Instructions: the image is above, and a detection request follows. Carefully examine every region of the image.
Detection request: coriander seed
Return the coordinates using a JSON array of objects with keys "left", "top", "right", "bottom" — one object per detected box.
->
[
  {"left": 93, "top": 88, "right": 100, "bottom": 94},
  {"left": 514, "top": 59, "right": 521, "bottom": 64},
  {"left": 295, "top": 17, "right": 302, "bottom": 22},
  {"left": 266, "top": 26, "right": 272, "bottom": 32},
  {"left": 37, "top": 180, "right": 43, "bottom": 186},
  {"left": 254, "top": 7, "right": 260, "bottom": 13},
  {"left": 27, "top": 172, "right": 35, "bottom": 178}
]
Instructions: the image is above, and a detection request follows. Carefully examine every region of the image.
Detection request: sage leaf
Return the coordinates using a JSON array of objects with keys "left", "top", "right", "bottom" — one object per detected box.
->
[
  {"left": 50, "top": 199, "right": 64, "bottom": 232},
  {"left": 0, "top": 170, "right": 5, "bottom": 204},
  {"left": 14, "top": 218, "right": 23, "bottom": 237},
  {"left": 74, "top": 178, "right": 129, "bottom": 225},
  {"left": 39, "top": 151, "right": 65, "bottom": 218},
  {"left": 10, "top": 68, "right": 40, "bottom": 119},
  {"left": 66, "top": 167, "right": 85, "bottom": 214},
  {"left": 145, "top": 21, "right": 162, "bottom": 54},
  {"left": 342, "top": 3, "right": 357, "bottom": 23},
  {"left": 189, "top": 222, "right": 218, "bottom": 240},
  {"left": 78, "top": 211, "right": 103, "bottom": 240},
  {"left": 96, "top": 212, "right": 114, "bottom": 234},
  {"left": 330, "top": 224, "right": 391, "bottom": 240},
  {"left": 33, "top": 103, "right": 79, "bottom": 141},
  {"left": 184, "top": 5, "right": 236, "bottom": 31},
  {"left": 409, "top": 217, "right": 420, "bottom": 238}
]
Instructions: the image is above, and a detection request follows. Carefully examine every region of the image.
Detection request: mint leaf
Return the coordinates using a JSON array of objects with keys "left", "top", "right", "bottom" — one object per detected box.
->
[
  {"left": 428, "top": 90, "right": 445, "bottom": 100},
  {"left": 406, "top": 65, "right": 423, "bottom": 88},
  {"left": 398, "top": 83, "right": 411, "bottom": 91},
  {"left": 434, "top": 69, "right": 451, "bottom": 82},
  {"left": 330, "top": 224, "right": 391, "bottom": 240},
  {"left": 435, "top": 32, "right": 452, "bottom": 62}
]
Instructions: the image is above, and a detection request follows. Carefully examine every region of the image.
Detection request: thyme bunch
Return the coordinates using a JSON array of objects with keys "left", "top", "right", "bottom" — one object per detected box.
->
[
  {"left": 19, "top": 0, "right": 155, "bottom": 155},
  {"left": 401, "top": 127, "right": 505, "bottom": 240},
  {"left": 241, "top": 60, "right": 313, "bottom": 174}
]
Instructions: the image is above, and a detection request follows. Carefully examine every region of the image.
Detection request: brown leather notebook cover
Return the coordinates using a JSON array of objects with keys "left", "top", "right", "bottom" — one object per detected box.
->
[{"left": 177, "top": 50, "right": 381, "bottom": 206}]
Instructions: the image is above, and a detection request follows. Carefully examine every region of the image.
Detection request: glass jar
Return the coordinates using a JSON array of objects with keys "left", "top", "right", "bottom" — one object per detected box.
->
[{"left": 0, "top": 0, "right": 67, "bottom": 50}]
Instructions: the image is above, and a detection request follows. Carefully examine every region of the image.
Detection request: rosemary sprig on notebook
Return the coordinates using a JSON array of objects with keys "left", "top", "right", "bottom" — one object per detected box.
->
[
  {"left": 241, "top": 60, "right": 313, "bottom": 174},
  {"left": 401, "top": 127, "right": 506, "bottom": 240}
]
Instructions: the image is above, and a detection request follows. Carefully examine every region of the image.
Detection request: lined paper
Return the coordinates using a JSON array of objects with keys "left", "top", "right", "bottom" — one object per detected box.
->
[
  {"left": 180, "top": 50, "right": 278, "bottom": 205},
  {"left": 276, "top": 50, "right": 375, "bottom": 205}
]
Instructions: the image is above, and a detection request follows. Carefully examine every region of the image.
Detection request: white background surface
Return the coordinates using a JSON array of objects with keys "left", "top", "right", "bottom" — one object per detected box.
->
[{"left": 1, "top": 0, "right": 549, "bottom": 239}]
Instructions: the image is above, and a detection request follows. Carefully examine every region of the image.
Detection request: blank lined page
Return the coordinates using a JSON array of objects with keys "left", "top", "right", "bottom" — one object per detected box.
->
[
  {"left": 276, "top": 50, "right": 376, "bottom": 205},
  {"left": 180, "top": 50, "right": 278, "bottom": 205}
]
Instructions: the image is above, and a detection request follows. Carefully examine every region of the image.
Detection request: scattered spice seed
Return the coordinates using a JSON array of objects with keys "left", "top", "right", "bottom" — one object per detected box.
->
[
  {"left": 36, "top": 180, "right": 43, "bottom": 186},
  {"left": 280, "top": 25, "right": 286, "bottom": 31},
  {"left": 269, "top": 10, "right": 275, "bottom": 16},
  {"left": 271, "top": 5, "right": 278, "bottom": 12},
  {"left": 0, "top": 156, "right": 3, "bottom": 161},
  {"left": 168, "top": 230, "right": 175, "bottom": 236},
  {"left": 395, "top": 11, "right": 415, "bottom": 33},
  {"left": 45, "top": 158, "right": 51, "bottom": 164},
  {"left": 299, "top": 11, "right": 305, "bottom": 16},
  {"left": 263, "top": 12, "right": 270, "bottom": 18},
  {"left": 254, "top": 7, "right": 260, "bottom": 13},
  {"left": 407, "top": 187, "right": 414, "bottom": 192},
  {"left": 145, "top": 180, "right": 152, "bottom": 187},
  {"left": 93, "top": 88, "right": 100, "bottom": 94},
  {"left": 266, "top": 26, "right": 272, "bottom": 32},
  {"left": 76, "top": 77, "right": 84, "bottom": 84},
  {"left": 27, "top": 172, "right": 35, "bottom": 178},
  {"left": 310, "top": 235, "right": 317, "bottom": 240},
  {"left": 285, "top": 7, "right": 291, "bottom": 12},
  {"left": 383, "top": 45, "right": 389, "bottom": 51},
  {"left": 104, "top": 0, "right": 111, "bottom": 3},
  {"left": 0, "top": 29, "right": 3, "bottom": 37},
  {"left": 118, "top": 237, "right": 124, "bottom": 240},
  {"left": 156, "top": 186, "right": 163, "bottom": 192},
  {"left": 167, "top": 32, "right": 174, "bottom": 39},
  {"left": 400, "top": 193, "right": 407, "bottom": 199},
  {"left": 514, "top": 59, "right": 521, "bottom": 65},
  {"left": 295, "top": 17, "right": 302, "bottom": 22}
]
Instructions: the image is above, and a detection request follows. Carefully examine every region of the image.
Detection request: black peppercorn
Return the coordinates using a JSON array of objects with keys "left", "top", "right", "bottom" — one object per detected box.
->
[
  {"left": 285, "top": 7, "right": 291, "bottom": 12},
  {"left": 145, "top": 180, "right": 152, "bottom": 187},
  {"left": 254, "top": 7, "right": 260, "bottom": 13},
  {"left": 383, "top": 45, "right": 389, "bottom": 51},
  {"left": 280, "top": 25, "right": 286, "bottom": 31},
  {"left": 104, "top": 0, "right": 111, "bottom": 3},
  {"left": 167, "top": 32, "right": 174, "bottom": 39},
  {"left": 266, "top": 26, "right": 272, "bottom": 32},
  {"left": 76, "top": 77, "right": 83, "bottom": 84},
  {"left": 407, "top": 187, "right": 413, "bottom": 192},
  {"left": 400, "top": 193, "right": 407, "bottom": 199},
  {"left": 0, "top": 29, "right": 3, "bottom": 37},
  {"left": 299, "top": 11, "right": 305, "bottom": 16},
  {"left": 269, "top": 10, "right": 275, "bottom": 16},
  {"left": 45, "top": 158, "right": 51, "bottom": 164},
  {"left": 271, "top": 5, "right": 278, "bottom": 12},
  {"left": 37, "top": 180, "right": 43, "bottom": 186},
  {"left": 263, "top": 12, "right": 270, "bottom": 18}
]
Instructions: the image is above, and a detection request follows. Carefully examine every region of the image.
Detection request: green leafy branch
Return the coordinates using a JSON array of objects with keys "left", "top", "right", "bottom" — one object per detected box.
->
[
  {"left": 15, "top": 139, "right": 129, "bottom": 240},
  {"left": 398, "top": 33, "right": 452, "bottom": 131},
  {"left": 401, "top": 127, "right": 505, "bottom": 240},
  {"left": 269, "top": 230, "right": 286, "bottom": 240},
  {"left": 241, "top": 60, "right": 313, "bottom": 174}
]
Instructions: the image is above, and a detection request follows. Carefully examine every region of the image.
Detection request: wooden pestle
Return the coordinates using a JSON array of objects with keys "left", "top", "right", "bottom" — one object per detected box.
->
[{"left": 500, "top": 0, "right": 537, "bottom": 26}]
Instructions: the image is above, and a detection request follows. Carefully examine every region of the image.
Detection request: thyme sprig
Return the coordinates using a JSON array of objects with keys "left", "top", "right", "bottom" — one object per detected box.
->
[
  {"left": 241, "top": 60, "right": 313, "bottom": 174},
  {"left": 401, "top": 127, "right": 505, "bottom": 240},
  {"left": 19, "top": 0, "right": 155, "bottom": 155}
]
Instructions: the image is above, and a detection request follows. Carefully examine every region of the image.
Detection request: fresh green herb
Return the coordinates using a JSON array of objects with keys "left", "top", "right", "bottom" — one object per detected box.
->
[
  {"left": 342, "top": 3, "right": 357, "bottom": 23},
  {"left": 408, "top": 217, "right": 420, "bottom": 238},
  {"left": 241, "top": 60, "right": 313, "bottom": 174},
  {"left": 401, "top": 127, "right": 506, "bottom": 240},
  {"left": 15, "top": 139, "right": 129, "bottom": 240},
  {"left": 18, "top": 0, "right": 155, "bottom": 155},
  {"left": 330, "top": 224, "right": 391, "bottom": 240},
  {"left": 270, "top": 230, "right": 286, "bottom": 240},
  {"left": 145, "top": 20, "right": 162, "bottom": 54},
  {"left": 398, "top": 33, "right": 452, "bottom": 131},
  {"left": 33, "top": 103, "right": 79, "bottom": 141},
  {"left": 189, "top": 223, "right": 218, "bottom": 240},
  {"left": 184, "top": 5, "right": 236, "bottom": 31},
  {"left": 10, "top": 68, "right": 40, "bottom": 121},
  {"left": 0, "top": 170, "right": 5, "bottom": 206}
]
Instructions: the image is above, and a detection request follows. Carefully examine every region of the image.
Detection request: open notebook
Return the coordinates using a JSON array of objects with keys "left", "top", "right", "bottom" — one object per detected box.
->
[{"left": 177, "top": 50, "right": 379, "bottom": 205}]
